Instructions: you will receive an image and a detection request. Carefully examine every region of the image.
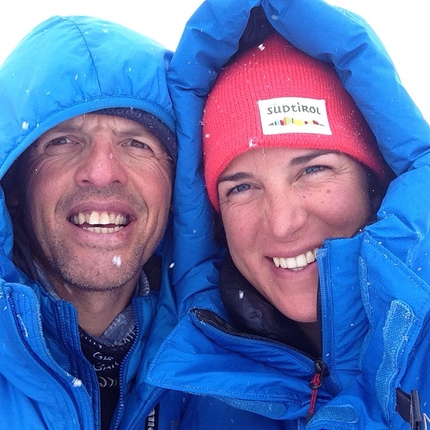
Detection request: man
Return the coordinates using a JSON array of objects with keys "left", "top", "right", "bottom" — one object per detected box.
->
[{"left": 0, "top": 15, "right": 183, "bottom": 429}]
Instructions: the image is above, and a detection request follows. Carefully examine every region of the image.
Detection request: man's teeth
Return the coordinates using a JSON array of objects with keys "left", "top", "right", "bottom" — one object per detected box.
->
[
  {"left": 273, "top": 248, "right": 318, "bottom": 270},
  {"left": 71, "top": 211, "right": 128, "bottom": 233}
]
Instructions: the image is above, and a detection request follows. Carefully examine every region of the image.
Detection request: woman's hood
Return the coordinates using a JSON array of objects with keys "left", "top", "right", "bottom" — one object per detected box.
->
[{"left": 169, "top": 0, "right": 430, "bottom": 312}]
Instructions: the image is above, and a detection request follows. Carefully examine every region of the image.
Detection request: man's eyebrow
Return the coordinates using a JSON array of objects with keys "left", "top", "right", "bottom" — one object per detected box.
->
[
  {"left": 42, "top": 123, "right": 82, "bottom": 135},
  {"left": 111, "top": 125, "right": 152, "bottom": 137},
  {"left": 33, "top": 124, "right": 81, "bottom": 146},
  {"left": 38, "top": 123, "right": 156, "bottom": 140}
]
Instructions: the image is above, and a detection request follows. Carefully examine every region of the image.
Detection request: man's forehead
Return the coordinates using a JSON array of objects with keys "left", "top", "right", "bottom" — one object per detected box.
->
[{"left": 38, "top": 113, "right": 162, "bottom": 141}]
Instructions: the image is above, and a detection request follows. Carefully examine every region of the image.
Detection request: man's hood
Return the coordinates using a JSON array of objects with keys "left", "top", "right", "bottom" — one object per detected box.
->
[{"left": 0, "top": 15, "right": 176, "bottom": 259}]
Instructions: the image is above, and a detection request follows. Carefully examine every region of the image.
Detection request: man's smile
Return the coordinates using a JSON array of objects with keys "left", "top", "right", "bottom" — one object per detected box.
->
[{"left": 69, "top": 211, "right": 130, "bottom": 234}]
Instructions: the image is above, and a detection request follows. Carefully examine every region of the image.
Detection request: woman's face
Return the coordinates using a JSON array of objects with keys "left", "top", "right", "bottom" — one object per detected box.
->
[{"left": 217, "top": 147, "right": 372, "bottom": 323}]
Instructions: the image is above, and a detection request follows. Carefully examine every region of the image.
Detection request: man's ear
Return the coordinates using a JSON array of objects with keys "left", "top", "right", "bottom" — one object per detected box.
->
[{"left": 1, "top": 157, "right": 25, "bottom": 211}]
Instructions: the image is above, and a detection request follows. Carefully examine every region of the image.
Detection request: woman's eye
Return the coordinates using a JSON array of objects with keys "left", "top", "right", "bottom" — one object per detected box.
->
[
  {"left": 303, "top": 165, "right": 325, "bottom": 175},
  {"left": 230, "top": 183, "right": 251, "bottom": 194}
]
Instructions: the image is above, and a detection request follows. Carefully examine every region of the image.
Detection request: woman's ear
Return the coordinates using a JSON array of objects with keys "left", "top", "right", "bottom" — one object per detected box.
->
[
  {"left": 213, "top": 209, "right": 227, "bottom": 247},
  {"left": 366, "top": 169, "right": 389, "bottom": 215}
]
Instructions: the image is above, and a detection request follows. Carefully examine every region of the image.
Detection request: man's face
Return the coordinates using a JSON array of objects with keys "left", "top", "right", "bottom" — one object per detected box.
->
[{"left": 22, "top": 114, "right": 173, "bottom": 294}]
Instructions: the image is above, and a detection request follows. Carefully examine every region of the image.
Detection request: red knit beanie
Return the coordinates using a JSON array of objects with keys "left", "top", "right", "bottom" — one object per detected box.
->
[{"left": 202, "top": 33, "right": 387, "bottom": 211}]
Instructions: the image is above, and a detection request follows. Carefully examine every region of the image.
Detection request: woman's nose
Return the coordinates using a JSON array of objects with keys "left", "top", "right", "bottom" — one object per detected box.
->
[{"left": 264, "top": 190, "right": 308, "bottom": 240}]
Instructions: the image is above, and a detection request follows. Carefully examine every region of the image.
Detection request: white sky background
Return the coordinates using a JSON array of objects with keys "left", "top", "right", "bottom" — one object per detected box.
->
[{"left": 0, "top": 0, "right": 428, "bottom": 122}]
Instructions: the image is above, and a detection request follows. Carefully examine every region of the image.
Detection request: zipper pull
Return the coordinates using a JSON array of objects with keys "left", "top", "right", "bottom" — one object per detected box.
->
[{"left": 306, "top": 359, "right": 329, "bottom": 422}]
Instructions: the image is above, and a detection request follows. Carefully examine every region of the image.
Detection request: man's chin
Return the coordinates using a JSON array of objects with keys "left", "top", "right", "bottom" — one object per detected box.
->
[
  {"left": 33, "top": 244, "right": 145, "bottom": 296},
  {"left": 64, "top": 283, "right": 124, "bottom": 293},
  {"left": 45, "top": 262, "right": 140, "bottom": 296}
]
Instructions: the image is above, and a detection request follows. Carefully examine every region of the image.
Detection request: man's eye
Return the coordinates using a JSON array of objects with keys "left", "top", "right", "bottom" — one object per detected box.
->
[
  {"left": 124, "top": 139, "right": 151, "bottom": 149},
  {"left": 44, "top": 136, "right": 82, "bottom": 155},
  {"left": 48, "top": 137, "right": 74, "bottom": 146}
]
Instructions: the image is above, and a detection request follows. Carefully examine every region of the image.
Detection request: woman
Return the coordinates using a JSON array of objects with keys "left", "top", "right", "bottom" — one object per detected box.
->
[
  {"left": 147, "top": 0, "right": 430, "bottom": 428},
  {"left": 202, "top": 32, "right": 388, "bottom": 358}
]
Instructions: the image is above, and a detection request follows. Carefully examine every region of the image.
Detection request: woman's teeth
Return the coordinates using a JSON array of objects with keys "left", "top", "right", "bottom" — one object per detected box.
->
[{"left": 273, "top": 248, "right": 318, "bottom": 270}]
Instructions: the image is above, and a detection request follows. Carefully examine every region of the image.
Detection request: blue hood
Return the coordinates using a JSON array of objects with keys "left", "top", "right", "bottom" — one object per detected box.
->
[
  {"left": 0, "top": 15, "right": 175, "bottom": 259},
  {"left": 169, "top": 0, "right": 430, "bottom": 315},
  {"left": 148, "top": 0, "right": 430, "bottom": 428},
  {"left": 0, "top": 16, "right": 185, "bottom": 429}
]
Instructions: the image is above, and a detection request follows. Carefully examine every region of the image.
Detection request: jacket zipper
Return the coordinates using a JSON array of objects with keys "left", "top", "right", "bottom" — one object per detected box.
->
[
  {"left": 8, "top": 293, "right": 87, "bottom": 429},
  {"left": 111, "top": 303, "right": 140, "bottom": 430},
  {"left": 193, "top": 307, "right": 319, "bottom": 360},
  {"left": 306, "top": 359, "right": 329, "bottom": 422},
  {"left": 193, "top": 308, "right": 330, "bottom": 417},
  {"left": 57, "top": 302, "right": 101, "bottom": 429},
  {"left": 112, "top": 298, "right": 163, "bottom": 430}
]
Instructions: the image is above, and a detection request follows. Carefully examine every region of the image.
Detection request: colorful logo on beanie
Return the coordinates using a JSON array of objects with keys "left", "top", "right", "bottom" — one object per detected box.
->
[{"left": 258, "top": 97, "right": 332, "bottom": 136}]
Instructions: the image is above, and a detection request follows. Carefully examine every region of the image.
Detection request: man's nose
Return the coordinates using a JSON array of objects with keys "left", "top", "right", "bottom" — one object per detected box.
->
[
  {"left": 264, "top": 189, "right": 308, "bottom": 240},
  {"left": 75, "top": 139, "right": 127, "bottom": 188}
]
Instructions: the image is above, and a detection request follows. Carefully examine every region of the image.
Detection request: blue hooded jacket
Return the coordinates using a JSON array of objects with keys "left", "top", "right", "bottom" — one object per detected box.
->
[
  {"left": 0, "top": 16, "right": 186, "bottom": 430},
  {"left": 146, "top": 0, "right": 430, "bottom": 428}
]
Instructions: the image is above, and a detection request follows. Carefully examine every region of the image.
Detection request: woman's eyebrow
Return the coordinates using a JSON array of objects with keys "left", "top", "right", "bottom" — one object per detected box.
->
[
  {"left": 218, "top": 171, "right": 254, "bottom": 184},
  {"left": 289, "top": 150, "right": 336, "bottom": 166},
  {"left": 218, "top": 151, "right": 338, "bottom": 184}
]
